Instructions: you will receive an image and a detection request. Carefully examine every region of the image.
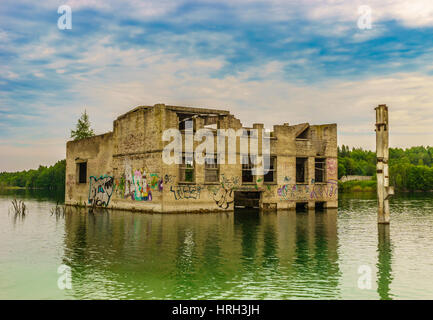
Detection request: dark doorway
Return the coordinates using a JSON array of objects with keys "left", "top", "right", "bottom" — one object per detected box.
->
[
  {"left": 296, "top": 202, "right": 308, "bottom": 212},
  {"left": 315, "top": 202, "right": 325, "bottom": 211},
  {"left": 234, "top": 191, "right": 260, "bottom": 208}
]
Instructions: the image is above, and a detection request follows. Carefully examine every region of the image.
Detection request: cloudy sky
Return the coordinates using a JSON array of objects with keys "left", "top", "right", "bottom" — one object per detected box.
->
[{"left": 1, "top": 0, "right": 433, "bottom": 171}]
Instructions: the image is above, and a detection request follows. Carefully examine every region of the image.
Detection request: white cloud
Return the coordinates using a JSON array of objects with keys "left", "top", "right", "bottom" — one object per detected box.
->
[
  {"left": 2, "top": 0, "right": 433, "bottom": 171},
  {"left": 59, "top": 41, "right": 433, "bottom": 153},
  {"left": 7, "top": 0, "right": 433, "bottom": 28}
]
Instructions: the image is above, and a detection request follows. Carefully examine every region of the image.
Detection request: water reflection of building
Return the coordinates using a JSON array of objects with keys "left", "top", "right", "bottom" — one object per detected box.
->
[{"left": 62, "top": 208, "right": 340, "bottom": 299}]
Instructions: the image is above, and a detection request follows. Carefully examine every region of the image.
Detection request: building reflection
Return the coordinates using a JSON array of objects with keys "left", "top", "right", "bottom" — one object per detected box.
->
[
  {"left": 292, "top": 209, "right": 340, "bottom": 298},
  {"left": 62, "top": 207, "right": 341, "bottom": 299}
]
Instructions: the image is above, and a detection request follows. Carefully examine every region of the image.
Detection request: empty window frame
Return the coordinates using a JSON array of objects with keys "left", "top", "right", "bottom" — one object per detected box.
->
[
  {"left": 205, "top": 154, "right": 219, "bottom": 183},
  {"left": 179, "top": 153, "right": 195, "bottom": 182},
  {"left": 77, "top": 162, "right": 87, "bottom": 184},
  {"left": 296, "top": 157, "right": 308, "bottom": 183},
  {"left": 242, "top": 155, "right": 254, "bottom": 183},
  {"left": 296, "top": 127, "right": 309, "bottom": 139},
  {"left": 264, "top": 156, "right": 276, "bottom": 183},
  {"left": 315, "top": 158, "right": 325, "bottom": 183}
]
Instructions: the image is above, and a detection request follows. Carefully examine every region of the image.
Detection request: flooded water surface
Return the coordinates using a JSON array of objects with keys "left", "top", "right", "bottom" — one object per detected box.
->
[{"left": 1, "top": 190, "right": 433, "bottom": 299}]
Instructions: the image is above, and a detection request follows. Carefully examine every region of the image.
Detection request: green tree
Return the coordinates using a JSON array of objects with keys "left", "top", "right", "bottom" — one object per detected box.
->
[
  {"left": 71, "top": 110, "right": 95, "bottom": 140},
  {"left": 338, "top": 162, "right": 346, "bottom": 179}
]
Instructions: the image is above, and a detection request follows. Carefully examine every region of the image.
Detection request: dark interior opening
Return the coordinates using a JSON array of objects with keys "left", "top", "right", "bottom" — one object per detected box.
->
[
  {"left": 234, "top": 191, "right": 260, "bottom": 208},
  {"left": 296, "top": 127, "right": 309, "bottom": 139},
  {"left": 178, "top": 113, "right": 194, "bottom": 131},
  {"left": 315, "top": 158, "right": 325, "bottom": 183},
  {"left": 264, "top": 156, "right": 276, "bottom": 183},
  {"left": 315, "top": 202, "right": 325, "bottom": 211},
  {"left": 296, "top": 157, "right": 307, "bottom": 183},
  {"left": 78, "top": 162, "right": 87, "bottom": 184},
  {"left": 296, "top": 202, "right": 308, "bottom": 212},
  {"left": 242, "top": 155, "right": 254, "bottom": 183}
]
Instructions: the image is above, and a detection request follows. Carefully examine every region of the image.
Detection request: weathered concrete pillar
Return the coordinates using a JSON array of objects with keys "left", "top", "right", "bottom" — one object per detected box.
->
[{"left": 375, "top": 104, "right": 394, "bottom": 224}]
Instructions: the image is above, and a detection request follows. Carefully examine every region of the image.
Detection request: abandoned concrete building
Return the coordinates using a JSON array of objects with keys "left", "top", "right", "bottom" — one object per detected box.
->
[{"left": 65, "top": 103, "right": 338, "bottom": 212}]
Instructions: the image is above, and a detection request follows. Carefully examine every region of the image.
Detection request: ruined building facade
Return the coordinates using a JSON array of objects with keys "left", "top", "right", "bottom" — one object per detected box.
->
[{"left": 65, "top": 104, "right": 338, "bottom": 212}]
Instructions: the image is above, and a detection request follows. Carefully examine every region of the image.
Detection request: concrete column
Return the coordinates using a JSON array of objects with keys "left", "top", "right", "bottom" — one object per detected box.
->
[
  {"left": 375, "top": 104, "right": 394, "bottom": 224},
  {"left": 308, "top": 157, "right": 315, "bottom": 184}
]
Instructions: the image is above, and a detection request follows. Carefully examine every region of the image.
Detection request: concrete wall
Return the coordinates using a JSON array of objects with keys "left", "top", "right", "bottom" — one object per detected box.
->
[
  {"left": 260, "top": 122, "right": 338, "bottom": 210},
  {"left": 65, "top": 104, "right": 338, "bottom": 212},
  {"left": 65, "top": 132, "right": 114, "bottom": 205},
  {"left": 340, "top": 175, "right": 372, "bottom": 182}
]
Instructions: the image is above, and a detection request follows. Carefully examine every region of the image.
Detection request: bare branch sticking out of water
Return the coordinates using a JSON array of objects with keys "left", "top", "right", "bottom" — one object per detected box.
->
[
  {"left": 11, "top": 198, "right": 26, "bottom": 216},
  {"left": 51, "top": 201, "right": 66, "bottom": 219},
  {"left": 10, "top": 198, "right": 27, "bottom": 223}
]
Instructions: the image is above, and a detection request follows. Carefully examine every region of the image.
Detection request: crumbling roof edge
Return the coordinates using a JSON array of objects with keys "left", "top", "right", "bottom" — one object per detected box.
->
[
  {"left": 294, "top": 123, "right": 310, "bottom": 138},
  {"left": 116, "top": 104, "right": 231, "bottom": 120},
  {"left": 66, "top": 131, "right": 113, "bottom": 144}
]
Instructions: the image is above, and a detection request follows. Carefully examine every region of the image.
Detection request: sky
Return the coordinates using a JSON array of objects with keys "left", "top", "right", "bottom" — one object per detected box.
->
[{"left": 1, "top": 0, "right": 433, "bottom": 171}]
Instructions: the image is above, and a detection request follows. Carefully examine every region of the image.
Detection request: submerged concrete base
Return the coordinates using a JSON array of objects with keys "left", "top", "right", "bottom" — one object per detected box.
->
[{"left": 65, "top": 199, "right": 338, "bottom": 213}]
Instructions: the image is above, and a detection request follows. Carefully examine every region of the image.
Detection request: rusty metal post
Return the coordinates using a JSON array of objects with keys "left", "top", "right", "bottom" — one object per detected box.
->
[{"left": 375, "top": 104, "right": 394, "bottom": 224}]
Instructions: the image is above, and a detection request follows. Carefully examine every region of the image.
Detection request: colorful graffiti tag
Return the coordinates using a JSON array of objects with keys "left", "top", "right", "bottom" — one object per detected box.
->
[
  {"left": 88, "top": 175, "right": 114, "bottom": 207},
  {"left": 327, "top": 158, "right": 337, "bottom": 176},
  {"left": 277, "top": 179, "right": 338, "bottom": 200},
  {"left": 310, "top": 179, "right": 338, "bottom": 199},
  {"left": 149, "top": 173, "right": 163, "bottom": 191},
  {"left": 277, "top": 183, "right": 310, "bottom": 200},
  {"left": 114, "top": 163, "right": 163, "bottom": 201}
]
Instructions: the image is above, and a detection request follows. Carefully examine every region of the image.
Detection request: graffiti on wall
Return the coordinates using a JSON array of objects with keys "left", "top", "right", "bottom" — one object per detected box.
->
[
  {"left": 132, "top": 169, "right": 153, "bottom": 201},
  {"left": 310, "top": 179, "right": 338, "bottom": 199},
  {"left": 150, "top": 173, "right": 163, "bottom": 191},
  {"left": 114, "top": 163, "right": 163, "bottom": 201},
  {"left": 88, "top": 175, "right": 114, "bottom": 207},
  {"left": 277, "top": 183, "right": 310, "bottom": 200},
  {"left": 327, "top": 158, "right": 337, "bottom": 176},
  {"left": 277, "top": 179, "right": 338, "bottom": 201},
  {"left": 206, "top": 175, "right": 239, "bottom": 209},
  {"left": 165, "top": 173, "right": 264, "bottom": 210},
  {"left": 170, "top": 185, "right": 202, "bottom": 200},
  {"left": 164, "top": 174, "right": 176, "bottom": 184},
  {"left": 208, "top": 185, "right": 233, "bottom": 209},
  {"left": 208, "top": 174, "right": 246, "bottom": 209}
]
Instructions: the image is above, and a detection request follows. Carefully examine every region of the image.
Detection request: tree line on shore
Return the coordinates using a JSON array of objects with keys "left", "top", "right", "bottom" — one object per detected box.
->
[
  {"left": 339, "top": 145, "right": 433, "bottom": 192},
  {"left": 0, "top": 160, "right": 65, "bottom": 191},
  {"left": 1, "top": 146, "right": 432, "bottom": 193}
]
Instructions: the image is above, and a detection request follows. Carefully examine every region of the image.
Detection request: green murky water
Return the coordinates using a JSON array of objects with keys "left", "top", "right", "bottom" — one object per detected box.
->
[{"left": 1, "top": 190, "right": 433, "bottom": 299}]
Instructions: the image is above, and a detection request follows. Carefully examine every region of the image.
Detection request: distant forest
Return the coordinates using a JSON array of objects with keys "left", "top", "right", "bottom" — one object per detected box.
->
[
  {"left": 339, "top": 145, "right": 433, "bottom": 191},
  {"left": 1, "top": 146, "right": 432, "bottom": 192},
  {"left": 0, "top": 160, "right": 65, "bottom": 191}
]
